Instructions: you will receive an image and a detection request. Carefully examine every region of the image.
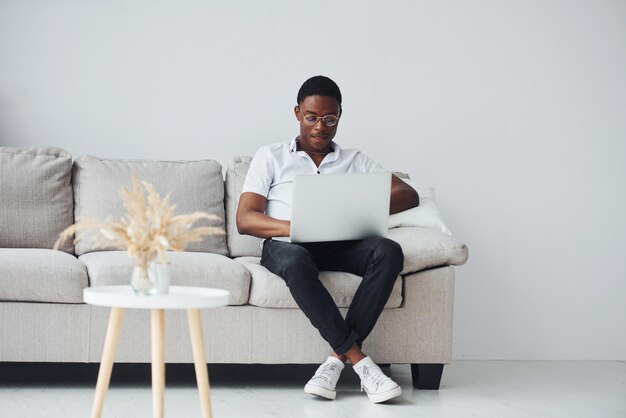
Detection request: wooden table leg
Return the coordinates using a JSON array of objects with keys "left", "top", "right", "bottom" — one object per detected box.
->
[
  {"left": 91, "top": 307, "right": 124, "bottom": 418},
  {"left": 187, "top": 308, "right": 212, "bottom": 418},
  {"left": 151, "top": 309, "right": 165, "bottom": 418}
]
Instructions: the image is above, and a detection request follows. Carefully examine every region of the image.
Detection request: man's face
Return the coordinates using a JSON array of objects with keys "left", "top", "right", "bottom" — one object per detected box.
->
[{"left": 294, "top": 95, "right": 341, "bottom": 152}]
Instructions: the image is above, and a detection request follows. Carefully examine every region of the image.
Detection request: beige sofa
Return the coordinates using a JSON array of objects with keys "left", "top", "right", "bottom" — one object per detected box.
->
[{"left": 0, "top": 147, "right": 468, "bottom": 389}]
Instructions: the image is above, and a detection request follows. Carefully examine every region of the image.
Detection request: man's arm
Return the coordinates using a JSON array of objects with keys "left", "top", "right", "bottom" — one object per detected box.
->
[
  {"left": 236, "top": 192, "right": 291, "bottom": 238},
  {"left": 390, "top": 174, "right": 419, "bottom": 214}
]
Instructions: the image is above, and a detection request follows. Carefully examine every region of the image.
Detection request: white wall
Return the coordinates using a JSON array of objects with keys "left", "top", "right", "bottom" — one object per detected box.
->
[{"left": 1, "top": 0, "right": 625, "bottom": 360}]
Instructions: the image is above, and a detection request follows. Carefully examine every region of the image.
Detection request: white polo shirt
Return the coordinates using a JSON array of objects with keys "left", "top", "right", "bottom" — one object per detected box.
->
[{"left": 241, "top": 136, "right": 386, "bottom": 221}]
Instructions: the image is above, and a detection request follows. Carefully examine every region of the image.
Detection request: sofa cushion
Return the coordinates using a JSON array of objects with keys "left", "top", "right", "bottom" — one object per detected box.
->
[
  {"left": 389, "top": 180, "right": 452, "bottom": 235},
  {"left": 225, "top": 157, "right": 264, "bottom": 257},
  {"left": 72, "top": 156, "right": 228, "bottom": 256},
  {"left": 235, "top": 257, "right": 402, "bottom": 309},
  {"left": 79, "top": 251, "right": 250, "bottom": 305},
  {"left": 0, "top": 147, "right": 74, "bottom": 253},
  {"left": 0, "top": 249, "right": 87, "bottom": 303},
  {"left": 386, "top": 227, "right": 469, "bottom": 275}
]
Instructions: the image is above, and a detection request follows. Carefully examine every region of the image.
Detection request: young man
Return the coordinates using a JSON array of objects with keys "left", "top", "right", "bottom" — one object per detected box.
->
[{"left": 236, "top": 75, "right": 419, "bottom": 403}]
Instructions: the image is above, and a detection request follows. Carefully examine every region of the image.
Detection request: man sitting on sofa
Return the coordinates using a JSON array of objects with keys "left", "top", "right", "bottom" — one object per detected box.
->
[{"left": 236, "top": 75, "right": 419, "bottom": 403}]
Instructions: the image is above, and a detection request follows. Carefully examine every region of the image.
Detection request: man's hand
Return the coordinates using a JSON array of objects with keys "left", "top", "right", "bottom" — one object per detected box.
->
[
  {"left": 390, "top": 175, "right": 419, "bottom": 214},
  {"left": 236, "top": 192, "right": 291, "bottom": 238}
]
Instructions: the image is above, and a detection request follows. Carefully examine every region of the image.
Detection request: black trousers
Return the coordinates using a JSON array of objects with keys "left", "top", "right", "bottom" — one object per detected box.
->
[{"left": 260, "top": 237, "right": 404, "bottom": 355}]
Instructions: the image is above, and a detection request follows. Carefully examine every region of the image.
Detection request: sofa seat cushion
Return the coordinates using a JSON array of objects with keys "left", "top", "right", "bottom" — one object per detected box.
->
[
  {"left": 386, "top": 227, "right": 469, "bottom": 275},
  {"left": 79, "top": 251, "right": 250, "bottom": 305},
  {"left": 235, "top": 257, "right": 402, "bottom": 309},
  {"left": 0, "top": 249, "right": 88, "bottom": 303}
]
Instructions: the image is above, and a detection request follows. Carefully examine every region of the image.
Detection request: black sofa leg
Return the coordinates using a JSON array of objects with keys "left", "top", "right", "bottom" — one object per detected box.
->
[{"left": 411, "top": 363, "right": 444, "bottom": 389}]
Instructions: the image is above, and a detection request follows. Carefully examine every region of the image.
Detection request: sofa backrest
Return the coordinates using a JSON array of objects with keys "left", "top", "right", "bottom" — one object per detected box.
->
[
  {"left": 0, "top": 147, "right": 74, "bottom": 253},
  {"left": 224, "top": 157, "right": 264, "bottom": 257},
  {"left": 72, "top": 155, "right": 228, "bottom": 256}
]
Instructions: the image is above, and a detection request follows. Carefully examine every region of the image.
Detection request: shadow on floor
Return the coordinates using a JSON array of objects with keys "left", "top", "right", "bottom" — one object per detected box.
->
[{"left": 0, "top": 363, "right": 367, "bottom": 389}]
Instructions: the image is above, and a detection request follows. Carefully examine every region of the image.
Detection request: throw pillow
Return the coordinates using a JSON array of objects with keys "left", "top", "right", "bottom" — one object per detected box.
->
[{"left": 389, "top": 180, "right": 452, "bottom": 235}]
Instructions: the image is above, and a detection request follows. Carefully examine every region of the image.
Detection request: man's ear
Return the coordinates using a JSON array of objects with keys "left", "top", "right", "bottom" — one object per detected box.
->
[{"left": 294, "top": 105, "right": 300, "bottom": 120}]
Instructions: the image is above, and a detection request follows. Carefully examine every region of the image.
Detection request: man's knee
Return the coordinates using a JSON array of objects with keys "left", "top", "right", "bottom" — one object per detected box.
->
[
  {"left": 271, "top": 243, "right": 317, "bottom": 280},
  {"left": 370, "top": 237, "right": 404, "bottom": 272}
]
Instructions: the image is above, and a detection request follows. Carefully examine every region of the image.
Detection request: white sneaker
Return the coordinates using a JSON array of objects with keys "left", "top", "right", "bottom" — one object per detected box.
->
[
  {"left": 353, "top": 357, "right": 402, "bottom": 403},
  {"left": 304, "top": 356, "right": 345, "bottom": 400}
]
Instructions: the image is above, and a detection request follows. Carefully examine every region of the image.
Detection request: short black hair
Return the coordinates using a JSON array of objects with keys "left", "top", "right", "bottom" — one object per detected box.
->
[{"left": 297, "top": 75, "right": 342, "bottom": 107}]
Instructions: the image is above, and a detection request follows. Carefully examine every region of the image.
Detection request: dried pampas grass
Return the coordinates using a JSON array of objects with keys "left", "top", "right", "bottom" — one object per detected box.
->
[{"left": 54, "top": 175, "right": 224, "bottom": 269}]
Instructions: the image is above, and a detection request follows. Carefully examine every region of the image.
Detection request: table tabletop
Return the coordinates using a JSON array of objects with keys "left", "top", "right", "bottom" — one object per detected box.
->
[{"left": 83, "top": 285, "right": 230, "bottom": 310}]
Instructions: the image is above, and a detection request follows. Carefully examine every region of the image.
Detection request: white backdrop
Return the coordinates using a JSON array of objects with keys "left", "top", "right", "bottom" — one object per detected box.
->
[{"left": 1, "top": 0, "right": 625, "bottom": 360}]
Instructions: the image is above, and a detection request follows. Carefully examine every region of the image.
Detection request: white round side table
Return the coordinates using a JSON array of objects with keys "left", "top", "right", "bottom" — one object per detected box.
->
[{"left": 84, "top": 285, "right": 230, "bottom": 418}]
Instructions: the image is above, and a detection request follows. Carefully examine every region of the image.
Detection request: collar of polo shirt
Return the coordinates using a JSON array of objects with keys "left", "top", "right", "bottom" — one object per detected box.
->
[{"left": 290, "top": 136, "right": 341, "bottom": 163}]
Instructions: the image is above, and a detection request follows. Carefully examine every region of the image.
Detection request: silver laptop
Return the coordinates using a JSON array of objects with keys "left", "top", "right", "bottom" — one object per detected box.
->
[{"left": 289, "top": 172, "right": 391, "bottom": 243}]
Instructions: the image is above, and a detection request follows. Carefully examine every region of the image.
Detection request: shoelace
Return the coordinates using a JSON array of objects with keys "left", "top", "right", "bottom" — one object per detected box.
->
[
  {"left": 360, "top": 365, "right": 391, "bottom": 391},
  {"left": 316, "top": 363, "right": 339, "bottom": 385}
]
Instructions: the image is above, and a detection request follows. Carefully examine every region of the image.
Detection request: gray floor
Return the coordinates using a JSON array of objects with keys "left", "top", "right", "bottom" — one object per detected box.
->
[{"left": 0, "top": 361, "right": 624, "bottom": 418}]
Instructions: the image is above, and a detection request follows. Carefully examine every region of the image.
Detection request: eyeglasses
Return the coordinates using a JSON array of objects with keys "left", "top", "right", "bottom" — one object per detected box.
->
[{"left": 297, "top": 107, "right": 340, "bottom": 127}]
